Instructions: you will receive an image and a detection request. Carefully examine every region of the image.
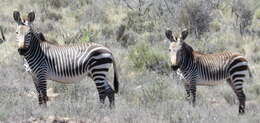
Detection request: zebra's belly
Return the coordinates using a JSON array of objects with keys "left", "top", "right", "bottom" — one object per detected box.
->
[
  {"left": 195, "top": 78, "right": 226, "bottom": 86},
  {"left": 48, "top": 73, "right": 88, "bottom": 84}
]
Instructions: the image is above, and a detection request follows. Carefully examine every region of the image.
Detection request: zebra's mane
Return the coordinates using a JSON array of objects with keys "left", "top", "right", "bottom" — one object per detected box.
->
[
  {"left": 33, "top": 32, "right": 101, "bottom": 48},
  {"left": 34, "top": 32, "right": 58, "bottom": 45},
  {"left": 181, "top": 42, "right": 194, "bottom": 59}
]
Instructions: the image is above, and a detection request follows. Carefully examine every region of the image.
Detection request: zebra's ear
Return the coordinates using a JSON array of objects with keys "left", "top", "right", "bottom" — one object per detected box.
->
[
  {"left": 13, "top": 11, "right": 22, "bottom": 24},
  {"left": 180, "top": 29, "right": 188, "bottom": 41},
  {"left": 165, "top": 29, "right": 175, "bottom": 42},
  {"left": 28, "top": 11, "right": 35, "bottom": 23}
]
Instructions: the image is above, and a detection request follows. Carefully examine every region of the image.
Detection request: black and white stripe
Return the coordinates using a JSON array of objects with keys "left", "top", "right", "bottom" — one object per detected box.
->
[
  {"left": 13, "top": 11, "right": 119, "bottom": 107},
  {"left": 166, "top": 29, "right": 252, "bottom": 114}
]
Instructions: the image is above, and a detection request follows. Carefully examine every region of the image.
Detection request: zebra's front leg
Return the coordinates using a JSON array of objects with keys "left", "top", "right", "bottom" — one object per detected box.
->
[
  {"left": 32, "top": 76, "right": 48, "bottom": 106},
  {"left": 190, "top": 81, "right": 197, "bottom": 107},
  {"left": 184, "top": 83, "right": 191, "bottom": 101}
]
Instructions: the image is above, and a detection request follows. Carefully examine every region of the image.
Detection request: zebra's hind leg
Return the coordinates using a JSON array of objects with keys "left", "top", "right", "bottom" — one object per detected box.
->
[
  {"left": 106, "top": 86, "right": 115, "bottom": 108},
  {"left": 227, "top": 78, "right": 246, "bottom": 114},
  {"left": 93, "top": 77, "right": 115, "bottom": 108}
]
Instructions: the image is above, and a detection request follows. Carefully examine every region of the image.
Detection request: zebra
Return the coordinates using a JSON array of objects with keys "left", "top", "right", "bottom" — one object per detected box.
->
[
  {"left": 165, "top": 29, "right": 252, "bottom": 114},
  {"left": 13, "top": 11, "right": 119, "bottom": 108}
]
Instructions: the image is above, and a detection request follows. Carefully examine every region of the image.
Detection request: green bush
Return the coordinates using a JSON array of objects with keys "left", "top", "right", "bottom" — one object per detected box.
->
[
  {"left": 129, "top": 41, "right": 170, "bottom": 74},
  {"left": 62, "top": 29, "right": 95, "bottom": 44},
  {"left": 80, "top": 30, "right": 91, "bottom": 43}
]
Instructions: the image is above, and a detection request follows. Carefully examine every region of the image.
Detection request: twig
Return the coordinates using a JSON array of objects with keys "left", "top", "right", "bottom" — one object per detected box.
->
[
  {"left": 122, "top": 0, "right": 134, "bottom": 10},
  {"left": 163, "top": 0, "right": 174, "bottom": 17}
]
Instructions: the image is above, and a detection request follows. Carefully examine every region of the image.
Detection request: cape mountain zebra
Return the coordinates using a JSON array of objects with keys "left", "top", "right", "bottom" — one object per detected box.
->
[
  {"left": 165, "top": 29, "right": 252, "bottom": 114},
  {"left": 13, "top": 11, "right": 119, "bottom": 108}
]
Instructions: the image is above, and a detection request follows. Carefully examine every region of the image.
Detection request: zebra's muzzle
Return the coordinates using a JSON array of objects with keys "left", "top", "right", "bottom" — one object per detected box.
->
[
  {"left": 18, "top": 48, "right": 28, "bottom": 55},
  {"left": 171, "top": 65, "right": 179, "bottom": 71}
]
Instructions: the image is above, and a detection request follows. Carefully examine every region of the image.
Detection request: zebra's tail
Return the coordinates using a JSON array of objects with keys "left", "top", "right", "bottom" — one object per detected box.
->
[{"left": 112, "top": 57, "right": 119, "bottom": 93}]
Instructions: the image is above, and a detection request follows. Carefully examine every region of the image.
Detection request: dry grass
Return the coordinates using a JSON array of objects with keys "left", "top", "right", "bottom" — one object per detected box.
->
[{"left": 0, "top": 0, "right": 260, "bottom": 122}]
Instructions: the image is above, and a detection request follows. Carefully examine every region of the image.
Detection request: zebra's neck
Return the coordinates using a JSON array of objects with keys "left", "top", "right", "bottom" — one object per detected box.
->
[
  {"left": 23, "top": 33, "right": 46, "bottom": 72},
  {"left": 178, "top": 43, "right": 194, "bottom": 72}
]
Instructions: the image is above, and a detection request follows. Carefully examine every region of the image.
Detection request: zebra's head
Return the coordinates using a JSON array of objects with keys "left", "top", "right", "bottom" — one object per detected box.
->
[
  {"left": 13, "top": 11, "right": 35, "bottom": 55},
  {"left": 165, "top": 29, "right": 189, "bottom": 71}
]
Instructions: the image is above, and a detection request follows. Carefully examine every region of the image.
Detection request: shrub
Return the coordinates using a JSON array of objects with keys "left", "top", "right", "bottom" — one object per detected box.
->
[
  {"left": 62, "top": 33, "right": 81, "bottom": 44},
  {"left": 101, "top": 25, "right": 114, "bottom": 40},
  {"left": 80, "top": 30, "right": 91, "bottom": 43},
  {"left": 176, "top": 0, "right": 213, "bottom": 38},
  {"left": 209, "top": 20, "right": 221, "bottom": 32},
  {"left": 62, "top": 29, "right": 96, "bottom": 44},
  {"left": 116, "top": 25, "right": 126, "bottom": 42},
  {"left": 124, "top": 11, "right": 155, "bottom": 34},
  {"left": 129, "top": 41, "right": 170, "bottom": 74},
  {"left": 116, "top": 24, "right": 135, "bottom": 47},
  {"left": 232, "top": 0, "right": 255, "bottom": 35}
]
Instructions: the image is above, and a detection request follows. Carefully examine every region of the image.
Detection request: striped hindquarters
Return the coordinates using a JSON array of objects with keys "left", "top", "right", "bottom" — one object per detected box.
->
[
  {"left": 228, "top": 55, "right": 250, "bottom": 79},
  {"left": 227, "top": 55, "right": 250, "bottom": 90},
  {"left": 87, "top": 46, "right": 114, "bottom": 79}
]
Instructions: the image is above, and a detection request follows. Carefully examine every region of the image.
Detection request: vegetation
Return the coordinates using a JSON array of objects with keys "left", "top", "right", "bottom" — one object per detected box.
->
[
  {"left": 0, "top": 0, "right": 259, "bottom": 122},
  {"left": 129, "top": 41, "right": 170, "bottom": 74}
]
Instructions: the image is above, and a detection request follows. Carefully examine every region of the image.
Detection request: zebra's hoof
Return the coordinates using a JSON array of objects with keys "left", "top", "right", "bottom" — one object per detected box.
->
[
  {"left": 239, "top": 106, "right": 245, "bottom": 114},
  {"left": 239, "top": 111, "right": 245, "bottom": 115},
  {"left": 39, "top": 103, "right": 47, "bottom": 108}
]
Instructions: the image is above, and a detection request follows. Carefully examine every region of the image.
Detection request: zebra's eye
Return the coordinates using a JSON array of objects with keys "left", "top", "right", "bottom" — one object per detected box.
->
[{"left": 169, "top": 49, "right": 171, "bottom": 52}]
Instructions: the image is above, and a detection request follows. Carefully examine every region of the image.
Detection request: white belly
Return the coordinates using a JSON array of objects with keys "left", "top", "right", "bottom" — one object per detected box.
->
[
  {"left": 48, "top": 74, "right": 88, "bottom": 84},
  {"left": 196, "top": 79, "right": 225, "bottom": 86},
  {"left": 177, "top": 69, "right": 226, "bottom": 86},
  {"left": 180, "top": 76, "right": 226, "bottom": 86}
]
